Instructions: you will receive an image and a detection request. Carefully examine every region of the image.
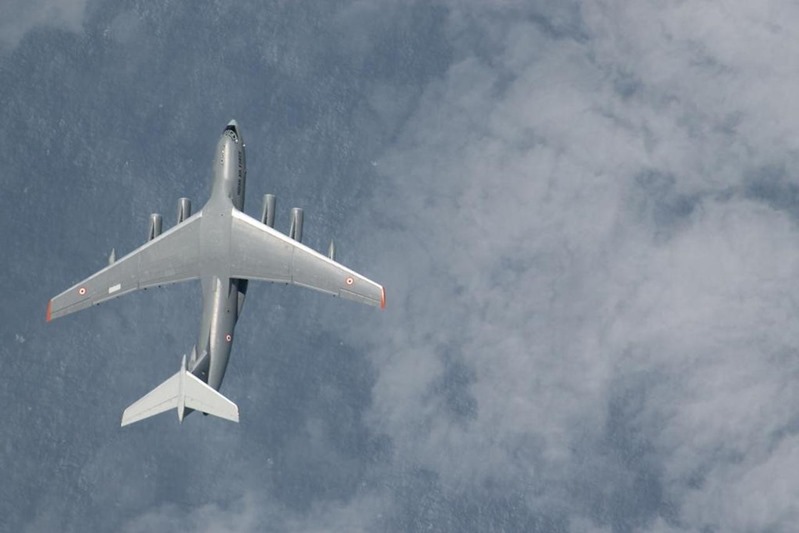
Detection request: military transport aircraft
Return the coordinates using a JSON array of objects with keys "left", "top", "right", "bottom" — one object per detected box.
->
[{"left": 47, "top": 120, "right": 385, "bottom": 426}]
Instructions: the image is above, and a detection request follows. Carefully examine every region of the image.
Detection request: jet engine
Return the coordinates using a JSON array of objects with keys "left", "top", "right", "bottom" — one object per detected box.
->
[
  {"left": 289, "top": 207, "right": 303, "bottom": 242},
  {"left": 260, "top": 194, "right": 276, "bottom": 228},
  {"left": 177, "top": 197, "right": 191, "bottom": 224},
  {"left": 148, "top": 213, "right": 163, "bottom": 241}
]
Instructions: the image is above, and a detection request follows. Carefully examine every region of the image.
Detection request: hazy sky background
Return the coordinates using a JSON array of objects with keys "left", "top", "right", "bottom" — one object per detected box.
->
[{"left": 2, "top": 1, "right": 799, "bottom": 531}]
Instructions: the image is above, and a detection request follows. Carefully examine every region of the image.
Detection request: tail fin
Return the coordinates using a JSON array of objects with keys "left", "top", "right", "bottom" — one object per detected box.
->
[{"left": 121, "top": 356, "right": 239, "bottom": 427}]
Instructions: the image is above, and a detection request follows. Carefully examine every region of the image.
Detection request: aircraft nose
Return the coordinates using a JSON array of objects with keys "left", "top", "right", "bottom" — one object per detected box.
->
[{"left": 223, "top": 120, "right": 241, "bottom": 143}]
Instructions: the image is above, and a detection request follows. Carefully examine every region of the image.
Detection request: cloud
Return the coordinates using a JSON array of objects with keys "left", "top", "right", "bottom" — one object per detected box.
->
[
  {"left": 0, "top": 0, "right": 88, "bottom": 50},
  {"left": 119, "top": 491, "right": 391, "bottom": 533},
  {"left": 334, "top": 0, "right": 799, "bottom": 530},
  {"left": 6, "top": 1, "right": 799, "bottom": 530}
]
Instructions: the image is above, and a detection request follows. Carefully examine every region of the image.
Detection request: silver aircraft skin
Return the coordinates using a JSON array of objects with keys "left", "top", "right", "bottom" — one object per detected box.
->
[{"left": 48, "top": 120, "right": 385, "bottom": 426}]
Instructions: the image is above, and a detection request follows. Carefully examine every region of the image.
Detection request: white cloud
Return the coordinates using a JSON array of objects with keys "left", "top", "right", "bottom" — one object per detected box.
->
[
  {"left": 0, "top": 0, "right": 87, "bottom": 50},
  {"left": 336, "top": 1, "right": 799, "bottom": 529}
]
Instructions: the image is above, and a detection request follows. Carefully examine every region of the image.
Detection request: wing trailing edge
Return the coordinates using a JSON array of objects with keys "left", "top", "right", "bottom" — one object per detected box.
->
[
  {"left": 48, "top": 211, "right": 204, "bottom": 321},
  {"left": 229, "top": 208, "right": 385, "bottom": 308}
]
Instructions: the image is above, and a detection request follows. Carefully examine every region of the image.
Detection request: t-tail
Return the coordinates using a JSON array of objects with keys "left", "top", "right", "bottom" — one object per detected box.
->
[{"left": 121, "top": 355, "right": 239, "bottom": 427}]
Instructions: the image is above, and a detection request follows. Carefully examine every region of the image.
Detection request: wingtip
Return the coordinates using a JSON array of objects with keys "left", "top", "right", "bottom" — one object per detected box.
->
[
  {"left": 380, "top": 287, "right": 386, "bottom": 310},
  {"left": 46, "top": 300, "right": 52, "bottom": 322}
]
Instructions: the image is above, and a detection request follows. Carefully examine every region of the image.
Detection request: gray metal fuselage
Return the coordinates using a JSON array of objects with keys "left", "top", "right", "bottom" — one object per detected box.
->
[{"left": 189, "top": 123, "right": 247, "bottom": 390}]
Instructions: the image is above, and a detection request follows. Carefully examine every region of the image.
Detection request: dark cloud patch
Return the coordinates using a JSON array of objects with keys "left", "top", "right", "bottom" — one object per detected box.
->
[
  {"left": 428, "top": 348, "right": 478, "bottom": 426},
  {"left": 590, "top": 372, "right": 673, "bottom": 532},
  {"left": 632, "top": 170, "right": 700, "bottom": 242},
  {"left": 384, "top": 466, "right": 565, "bottom": 533},
  {"left": 237, "top": 328, "right": 383, "bottom": 511},
  {"left": 610, "top": 68, "right": 643, "bottom": 100},
  {"left": 743, "top": 164, "right": 799, "bottom": 220}
]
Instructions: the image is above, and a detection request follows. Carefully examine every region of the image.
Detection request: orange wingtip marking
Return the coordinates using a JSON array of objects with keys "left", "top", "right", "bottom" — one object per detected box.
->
[
  {"left": 380, "top": 287, "right": 386, "bottom": 310},
  {"left": 46, "top": 300, "right": 52, "bottom": 322}
]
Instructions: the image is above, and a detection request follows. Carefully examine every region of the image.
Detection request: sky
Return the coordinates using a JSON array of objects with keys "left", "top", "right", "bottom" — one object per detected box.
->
[{"left": 2, "top": 1, "right": 799, "bottom": 531}]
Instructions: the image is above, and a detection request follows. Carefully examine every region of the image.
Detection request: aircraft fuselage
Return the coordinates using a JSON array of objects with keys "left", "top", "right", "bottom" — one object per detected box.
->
[
  {"left": 48, "top": 119, "right": 385, "bottom": 425},
  {"left": 188, "top": 121, "right": 247, "bottom": 390}
]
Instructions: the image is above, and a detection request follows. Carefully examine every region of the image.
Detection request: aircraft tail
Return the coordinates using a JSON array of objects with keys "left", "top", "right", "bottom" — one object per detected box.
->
[{"left": 121, "top": 355, "right": 239, "bottom": 427}]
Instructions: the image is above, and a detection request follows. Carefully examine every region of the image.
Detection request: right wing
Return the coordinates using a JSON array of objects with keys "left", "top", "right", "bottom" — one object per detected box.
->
[
  {"left": 48, "top": 211, "right": 204, "bottom": 321},
  {"left": 229, "top": 209, "right": 385, "bottom": 308}
]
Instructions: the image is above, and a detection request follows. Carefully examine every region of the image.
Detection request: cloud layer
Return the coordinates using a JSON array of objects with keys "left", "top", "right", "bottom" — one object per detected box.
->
[
  {"left": 347, "top": 1, "right": 799, "bottom": 530},
  {"left": 3, "top": 1, "right": 799, "bottom": 531}
]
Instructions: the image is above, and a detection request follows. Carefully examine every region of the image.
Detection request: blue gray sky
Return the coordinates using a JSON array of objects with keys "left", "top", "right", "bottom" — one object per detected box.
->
[{"left": 2, "top": 1, "right": 799, "bottom": 532}]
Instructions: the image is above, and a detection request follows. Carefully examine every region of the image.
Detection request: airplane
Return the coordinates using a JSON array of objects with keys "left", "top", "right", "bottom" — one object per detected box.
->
[{"left": 47, "top": 120, "right": 385, "bottom": 427}]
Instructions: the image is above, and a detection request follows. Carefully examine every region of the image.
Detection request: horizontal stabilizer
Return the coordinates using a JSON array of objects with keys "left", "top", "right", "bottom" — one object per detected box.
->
[{"left": 121, "top": 356, "right": 239, "bottom": 426}]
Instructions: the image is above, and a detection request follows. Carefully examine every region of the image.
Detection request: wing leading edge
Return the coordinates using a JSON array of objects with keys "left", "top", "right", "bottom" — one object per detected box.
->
[
  {"left": 48, "top": 211, "right": 204, "bottom": 321},
  {"left": 229, "top": 209, "right": 385, "bottom": 308}
]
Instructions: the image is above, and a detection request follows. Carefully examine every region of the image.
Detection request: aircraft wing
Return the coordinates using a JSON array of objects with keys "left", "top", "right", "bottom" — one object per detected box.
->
[
  {"left": 229, "top": 209, "right": 385, "bottom": 308},
  {"left": 48, "top": 211, "right": 204, "bottom": 321}
]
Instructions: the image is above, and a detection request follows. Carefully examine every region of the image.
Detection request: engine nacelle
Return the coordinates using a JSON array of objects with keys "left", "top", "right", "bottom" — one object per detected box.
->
[
  {"left": 289, "top": 207, "right": 303, "bottom": 242},
  {"left": 177, "top": 197, "right": 191, "bottom": 224},
  {"left": 148, "top": 213, "right": 163, "bottom": 241},
  {"left": 261, "top": 194, "right": 276, "bottom": 228}
]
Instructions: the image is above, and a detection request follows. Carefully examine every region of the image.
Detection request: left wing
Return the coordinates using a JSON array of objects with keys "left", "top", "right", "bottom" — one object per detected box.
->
[
  {"left": 48, "top": 211, "right": 204, "bottom": 321},
  {"left": 229, "top": 209, "right": 385, "bottom": 308}
]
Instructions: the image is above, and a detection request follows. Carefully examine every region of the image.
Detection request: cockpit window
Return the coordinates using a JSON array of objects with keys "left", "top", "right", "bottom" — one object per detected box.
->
[{"left": 224, "top": 128, "right": 238, "bottom": 143}]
